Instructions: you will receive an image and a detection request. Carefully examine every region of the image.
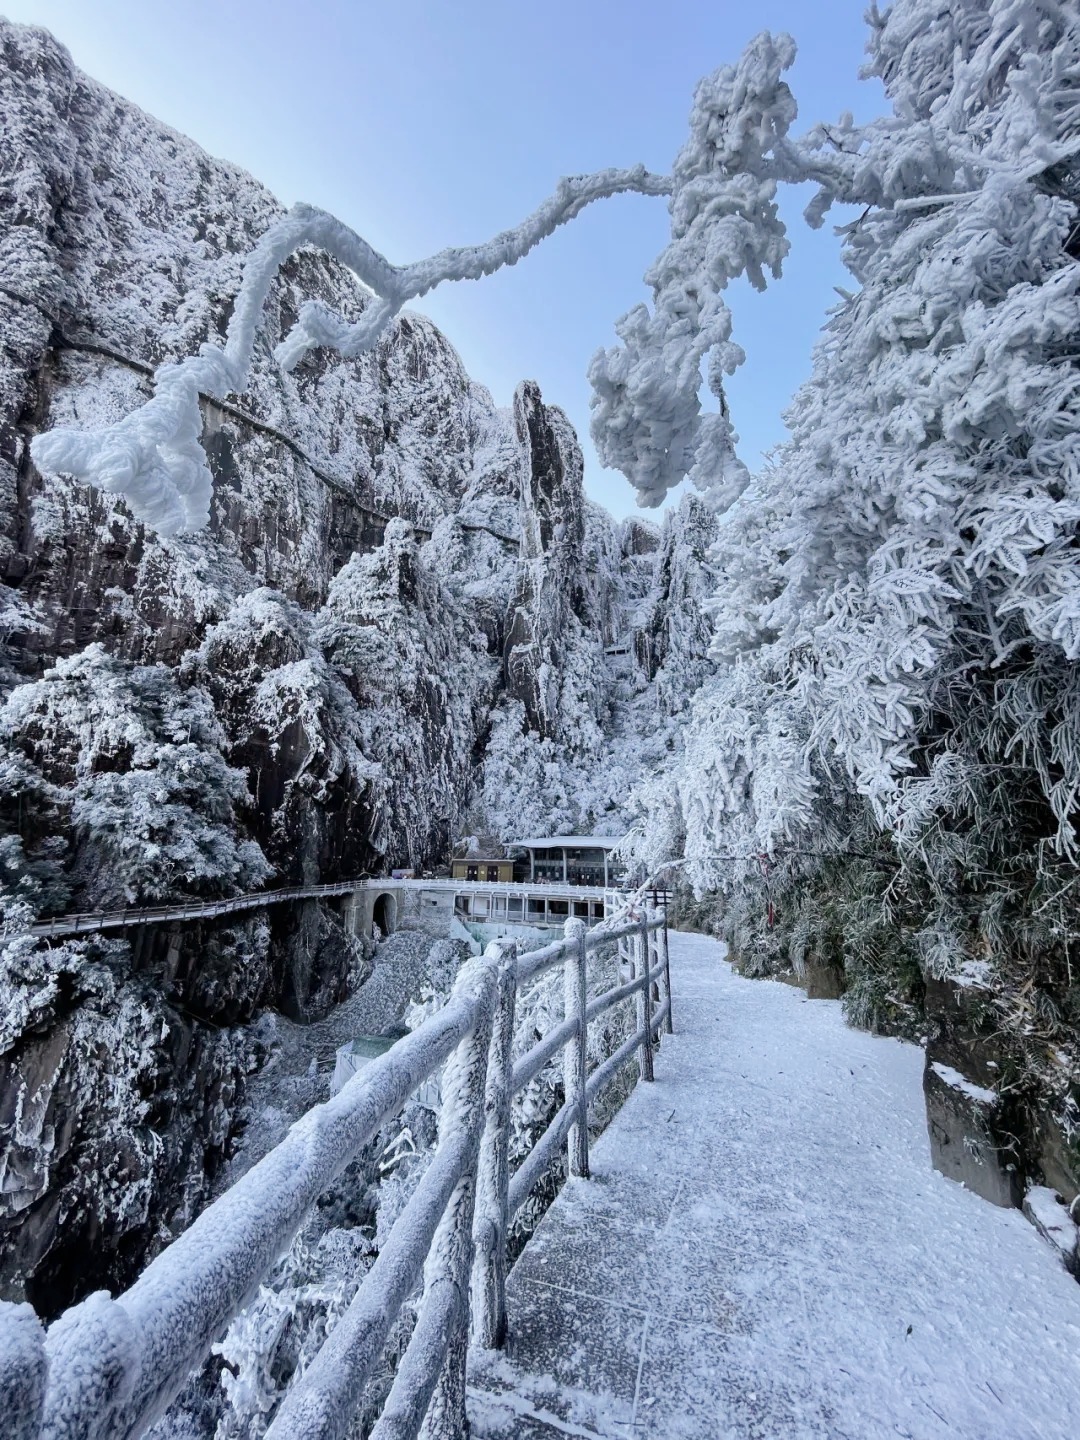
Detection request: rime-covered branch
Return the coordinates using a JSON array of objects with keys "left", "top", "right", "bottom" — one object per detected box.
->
[
  {"left": 30, "top": 166, "right": 671, "bottom": 537},
  {"left": 31, "top": 13, "right": 1078, "bottom": 540}
]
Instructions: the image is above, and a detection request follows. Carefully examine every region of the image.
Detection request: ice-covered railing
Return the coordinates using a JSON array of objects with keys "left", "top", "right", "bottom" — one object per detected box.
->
[{"left": 4, "top": 909, "right": 671, "bottom": 1440}]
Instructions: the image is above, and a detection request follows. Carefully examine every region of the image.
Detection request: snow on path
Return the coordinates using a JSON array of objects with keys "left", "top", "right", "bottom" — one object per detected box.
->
[{"left": 468, "top": 931, "right": 1080, "bottom": 1439}]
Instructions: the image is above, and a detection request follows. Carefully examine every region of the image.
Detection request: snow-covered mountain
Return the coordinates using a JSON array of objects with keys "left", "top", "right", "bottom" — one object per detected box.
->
[{"left": 0, "top": 20, "right": 716, "bottom": 1311}]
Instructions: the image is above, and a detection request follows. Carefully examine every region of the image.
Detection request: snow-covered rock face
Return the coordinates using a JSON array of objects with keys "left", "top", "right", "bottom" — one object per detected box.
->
[
  {"left": 0, "top": 21, "right": 711, "bottom": 1310},
  {"left": 503, "top": 382, "right": 589, "bottom": 737},
  {"left": 1, "top": 25, "right": 488, "bottom": 648}
]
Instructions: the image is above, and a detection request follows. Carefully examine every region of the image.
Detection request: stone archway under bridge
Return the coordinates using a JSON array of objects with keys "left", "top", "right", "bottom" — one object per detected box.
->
[{"left": 342, "top": 884, "right": 405, "bottom": 942}]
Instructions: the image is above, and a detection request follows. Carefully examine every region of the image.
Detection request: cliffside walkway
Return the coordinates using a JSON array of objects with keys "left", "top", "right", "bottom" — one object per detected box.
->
[
  {"left": 25, "top": 876, "right": 665, "bottom": 939},
  {"left": 468, "top": 931, "right": 1080, "bottom": 1440},
  {"left": 10, "top": 926, "right": 1080, "bottom": 1440}
]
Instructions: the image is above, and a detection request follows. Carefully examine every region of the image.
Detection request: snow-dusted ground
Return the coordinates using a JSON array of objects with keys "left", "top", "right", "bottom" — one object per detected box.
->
[{"left": 469, "top": 931, "right": 1080, "bottom": 1439}]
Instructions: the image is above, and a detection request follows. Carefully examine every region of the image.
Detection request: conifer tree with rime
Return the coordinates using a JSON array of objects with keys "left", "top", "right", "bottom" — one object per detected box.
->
[
  {"left": 634, "top": 4, "right": 1080, "bottom": 1065},
  {"left": 675, "top": 1, "right": 1080, "bottom": 845}
]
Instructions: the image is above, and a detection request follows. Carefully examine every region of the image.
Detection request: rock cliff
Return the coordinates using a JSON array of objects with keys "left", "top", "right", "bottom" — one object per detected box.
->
[{"left": 0, "top": 21, "right": 710, "bottom": 1309}]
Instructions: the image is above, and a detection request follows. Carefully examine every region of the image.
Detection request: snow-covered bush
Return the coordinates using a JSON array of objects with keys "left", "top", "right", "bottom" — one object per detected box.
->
[
  {"left": 625, "top": 5, "right": 1080, "bottom": 1148},
  {"left": 211, "top": 1226, "right": 377, "bottom": 1439},
  {"left": 1, "top": 644, "right": 271, "bottom": 907}
]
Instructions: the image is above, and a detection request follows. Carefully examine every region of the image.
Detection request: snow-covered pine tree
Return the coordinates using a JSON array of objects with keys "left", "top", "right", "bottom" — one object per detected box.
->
[{"left": 647, "top": 2, "right": 1080, "bottom": 1168}]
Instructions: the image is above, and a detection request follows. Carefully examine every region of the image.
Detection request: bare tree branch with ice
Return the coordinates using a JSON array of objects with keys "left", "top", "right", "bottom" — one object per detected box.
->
[
  {"left": 29, "top": 168, "right": 670, "bottom": 537},
  {"left": 31, "top": 14, "right": 1080, "bottom": 545}
]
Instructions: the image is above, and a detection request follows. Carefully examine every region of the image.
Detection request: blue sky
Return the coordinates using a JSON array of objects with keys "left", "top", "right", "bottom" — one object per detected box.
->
[{"left": 5, "top": 0, "right": 885, "bottom": 519}]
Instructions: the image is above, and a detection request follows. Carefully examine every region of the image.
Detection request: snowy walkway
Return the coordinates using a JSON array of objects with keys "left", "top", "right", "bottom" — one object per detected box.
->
[{"left": 468, "top": 931, "right": 1080, "bottom": 1440}]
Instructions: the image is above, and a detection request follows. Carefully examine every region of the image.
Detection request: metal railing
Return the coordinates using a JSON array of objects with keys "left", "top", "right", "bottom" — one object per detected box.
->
[
  {"left": 25, "top": 879, "right": 364, "bottom": 938},
  {"left": 25, "top": 876, "right": 671, "bottom": 940},
  {"left": 7, "top": 909, "right": 672, "bottom": 1440}
]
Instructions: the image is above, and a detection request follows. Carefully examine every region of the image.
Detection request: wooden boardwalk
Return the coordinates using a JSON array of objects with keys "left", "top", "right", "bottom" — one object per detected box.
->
[{"left": 467, "top": 932, "right": 1080, "bottom": 1440}]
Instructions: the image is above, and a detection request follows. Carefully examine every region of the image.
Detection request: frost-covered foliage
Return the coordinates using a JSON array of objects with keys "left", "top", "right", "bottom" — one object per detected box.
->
[
  {"left": 696, "top": 4, "right": 1080, "bottom": 828},
  {"left": 2, "top": 644, "right": 270, "bottom": 908},
  {"left": 481, "top": 492, "right": 718, "bottom": 846},
  {"left": 22, "top": 26, "right": 817, "bottom": 529},
  {"left": 624, "top": 3, "right": 1080, "bottom": 1189},
  {"left": 669, "top": 1, "right": 1080, "bottom": 879},
  {"left": 590, "top": 32, "right": 795, "bottom": 507}
]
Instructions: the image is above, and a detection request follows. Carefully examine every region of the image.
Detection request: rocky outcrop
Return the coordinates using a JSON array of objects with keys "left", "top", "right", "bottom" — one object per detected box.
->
[
  {"left": 503, "top": 382, "right": 591, "bottom": 736},
  {"left": 630, "top": 494, "right": 717, "bottom": 713},
  {"left": 0, "top": 914, "right": 270, "bottom": 1313},
  {"left": 1022, "top": 1185, "right": 1080, "bottom": 1275},
  {"left": 922, "top": 974, "right": 1033, "bottom": 1208}
]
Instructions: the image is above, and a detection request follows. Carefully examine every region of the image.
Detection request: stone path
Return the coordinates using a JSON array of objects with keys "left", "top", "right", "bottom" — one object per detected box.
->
[{"left": 467, "top": 931, "right": 1080, "bottom": 1439}]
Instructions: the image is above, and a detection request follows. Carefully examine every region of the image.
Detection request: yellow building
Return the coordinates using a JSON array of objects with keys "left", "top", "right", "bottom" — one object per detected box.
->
[{"left": 450, "top": 855, "right": 515, "bottom": 883}]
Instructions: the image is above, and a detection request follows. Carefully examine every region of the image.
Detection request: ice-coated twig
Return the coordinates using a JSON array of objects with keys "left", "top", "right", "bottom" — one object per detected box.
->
[{"left": 30, "top": 167, "right": 671, "bottom": 538}]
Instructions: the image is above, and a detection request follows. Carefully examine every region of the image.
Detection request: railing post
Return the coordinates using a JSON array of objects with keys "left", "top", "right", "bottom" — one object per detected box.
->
[
  {"left": 637, "top": 913, "right": 654, "bottom": 1082},
  {"left": 1, "top": 1301, "right": 47, "bottom": 1440},
  {"left": 471, "top": 940, "right": 517, "bottom": 1350},
  {"left": 660, "top": 906, "right": 673, "bottom": 1034},
  {"left": 563, "top": 918, "right": 590, "bottom": 1179},
  {"left": 647, "top": 903, "right": 673, "bottom": 1038},
  {"left": 412, "top": 962, "right": 496, "bottom": 1440}
]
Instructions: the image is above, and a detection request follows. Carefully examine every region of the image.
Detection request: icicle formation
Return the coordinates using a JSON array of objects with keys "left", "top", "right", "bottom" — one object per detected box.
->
[{"left": 30, "top": 171, "right": 669, "bottom": 537}]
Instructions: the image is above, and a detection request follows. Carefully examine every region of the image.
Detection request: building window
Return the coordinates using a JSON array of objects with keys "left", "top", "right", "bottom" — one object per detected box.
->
[
  {"left": 533, "top": 854, "right": 564, "bottom": 882},
  {"left": 487, "top": 864, "right": 500, "bottom": 882},
  {"left": 466, "top": 864, "right": 478, "bottom": 881}
]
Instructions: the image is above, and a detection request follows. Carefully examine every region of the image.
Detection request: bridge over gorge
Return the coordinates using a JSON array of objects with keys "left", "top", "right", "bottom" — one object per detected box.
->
[{"left": 6, "top": 925, "right": 1080, "bottom": 1438}]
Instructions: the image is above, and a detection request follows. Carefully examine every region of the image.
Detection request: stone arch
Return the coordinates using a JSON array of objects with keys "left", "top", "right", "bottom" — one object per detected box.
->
[{"left": 372, "top": 891, "right": 397, "bottom": 938}]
